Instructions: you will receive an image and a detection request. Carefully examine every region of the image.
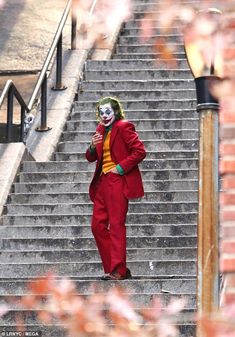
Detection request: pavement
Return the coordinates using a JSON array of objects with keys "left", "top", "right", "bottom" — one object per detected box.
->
[
  {"left": 0, "top": 0, "right": 67, "bottom": 72},
  {"left": 0, "top": 0, "right": 68, "bottom": 123}
]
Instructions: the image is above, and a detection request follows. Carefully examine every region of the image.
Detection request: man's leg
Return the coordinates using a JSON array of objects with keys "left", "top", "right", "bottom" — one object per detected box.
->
[
  {"left": 105, "top": 173, "right": 129, "bottom": 276},
  {"left": 91, "top": 178, "right": 111, "bottom": 274}
]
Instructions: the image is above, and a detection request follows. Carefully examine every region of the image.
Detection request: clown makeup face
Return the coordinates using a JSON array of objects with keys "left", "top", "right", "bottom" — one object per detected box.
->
[{"left": 99, "top": 103, "right": 115, "bottom": 126}]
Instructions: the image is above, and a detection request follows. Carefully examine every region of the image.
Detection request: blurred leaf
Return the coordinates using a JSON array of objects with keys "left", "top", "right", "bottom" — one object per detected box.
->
[
  {"left": 153, "top": 38, "right": 178, "bottom": 67},
  {"left": 0, "top": 304, "right": 8, "bottom": 317},
  {"left": 37, "top": 310, "right": 52, "bottom": 324},
  {"left": 165, "top": 298, "right": 186, "bottom": 315},
  {"left": 28, "top": 273, "right": 55, "bottom": 295},
  {"left": 21, "top": 295, "right": 37, "bottom": 310}
]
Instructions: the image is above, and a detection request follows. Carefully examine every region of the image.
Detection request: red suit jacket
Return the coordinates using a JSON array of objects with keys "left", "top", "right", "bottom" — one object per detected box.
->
[{"left": 85, "top": 119, "right": 146, "bottom": 202}]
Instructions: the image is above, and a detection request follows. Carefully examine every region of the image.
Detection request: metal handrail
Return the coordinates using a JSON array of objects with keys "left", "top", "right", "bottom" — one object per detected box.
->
[
  {"left": 0, "top": 80, "right": 29, "bottom": 110},
  {"left": 0, "top": 0, "right": 98, "bottom": 142},
  {"left": 0, "top": 80, "right": 29, "bottom": 142},
  {"left": 28, "top": 0, "right": 72, "bottom": 111}
]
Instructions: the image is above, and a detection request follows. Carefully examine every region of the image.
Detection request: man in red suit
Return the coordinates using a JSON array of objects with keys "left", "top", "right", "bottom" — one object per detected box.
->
[{"left": 85, "top": 97, "right": 146, "bottom": 280}]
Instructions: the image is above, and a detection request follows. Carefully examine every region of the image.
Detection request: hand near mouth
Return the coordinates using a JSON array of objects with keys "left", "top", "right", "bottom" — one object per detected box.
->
[{"left": 91, "top": 132, "right": 103, "bottom": 148}]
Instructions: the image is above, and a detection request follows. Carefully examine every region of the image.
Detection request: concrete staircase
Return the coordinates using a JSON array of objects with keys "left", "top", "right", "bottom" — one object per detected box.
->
[{"left": 0, "top": 0, "right": 198, "bottom": 335}]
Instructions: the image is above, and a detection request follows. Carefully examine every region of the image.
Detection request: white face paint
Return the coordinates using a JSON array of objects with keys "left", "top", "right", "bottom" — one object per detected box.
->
[{"left": 99, "top": 103, "right": 115, "bottom": 126}]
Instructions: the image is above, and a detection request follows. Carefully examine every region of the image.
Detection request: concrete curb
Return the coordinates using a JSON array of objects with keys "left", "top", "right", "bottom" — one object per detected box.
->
[{"left": 0, "top": 143, "right": 34, "bottom": 215}]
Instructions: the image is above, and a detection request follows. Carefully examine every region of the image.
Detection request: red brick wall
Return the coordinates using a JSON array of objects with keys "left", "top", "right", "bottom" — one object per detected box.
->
[{"left": 219, "top": 99, "right": 235, "bottom": 305}]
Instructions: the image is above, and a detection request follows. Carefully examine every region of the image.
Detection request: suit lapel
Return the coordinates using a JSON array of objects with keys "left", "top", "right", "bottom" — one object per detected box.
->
[{"left": 110, "top": 121, "right": 119, "bottom": 149}]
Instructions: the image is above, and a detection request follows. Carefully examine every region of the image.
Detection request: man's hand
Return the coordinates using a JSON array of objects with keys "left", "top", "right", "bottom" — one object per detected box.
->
[
  {"left": 91, "top": 132, "right": 103, "bottom": 148},
  {"left": 110, "top": 167, "right": 119, "bottom": 174}
]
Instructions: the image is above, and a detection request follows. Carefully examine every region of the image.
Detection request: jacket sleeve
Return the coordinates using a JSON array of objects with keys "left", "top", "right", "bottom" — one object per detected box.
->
[
  {"left": 85, "top": 145, "right": 98, "bottom": 162},
  {"left": 118, "top": 121, "right": 146, "bottom": 173},
  {"left": 85, "top": 124, "right": 103, "bottom": 162}
]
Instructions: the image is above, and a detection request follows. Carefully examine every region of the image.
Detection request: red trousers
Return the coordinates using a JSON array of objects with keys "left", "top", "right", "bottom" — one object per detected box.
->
[{"left": 91, "top": 172, "right": 129, "bottom": 276}]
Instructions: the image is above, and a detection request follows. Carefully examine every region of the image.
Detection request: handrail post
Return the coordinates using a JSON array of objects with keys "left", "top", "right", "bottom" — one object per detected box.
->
[
  {"left": 51, "top": 34, "right": 67, "bottom": 91},
  {"left": 6, "top": 86, "right": 14, "bottom": 142},
  {"left": 20, "top": 106, "right": 25, "bottom": 142},
  {"left": 36, "top": 75, "right": 51, "bottom": 132},
  {"left": 71, "top": 0, "right": 77, "bottom": 50}
]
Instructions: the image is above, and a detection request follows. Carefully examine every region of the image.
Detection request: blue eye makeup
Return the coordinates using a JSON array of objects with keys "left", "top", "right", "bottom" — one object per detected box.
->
[{"left": 99, "top": 109, "right": 112, "bottom": 115}]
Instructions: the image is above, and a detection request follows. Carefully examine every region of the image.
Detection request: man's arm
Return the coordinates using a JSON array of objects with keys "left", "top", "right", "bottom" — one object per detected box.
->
[
  {"left": 117, "top": 121, "right": 146, "bottom": 173},
  {"left": 85, "top": 131, "right": 103, "bottom": 162}
]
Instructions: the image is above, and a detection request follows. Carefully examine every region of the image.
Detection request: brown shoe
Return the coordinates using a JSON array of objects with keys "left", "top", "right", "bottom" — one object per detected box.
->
[
  {"left": 100, "top": 273, "right": 111, "bottom": 280},
  {"left": 104, "top": 268, "right": 132, "bottom": 281}
]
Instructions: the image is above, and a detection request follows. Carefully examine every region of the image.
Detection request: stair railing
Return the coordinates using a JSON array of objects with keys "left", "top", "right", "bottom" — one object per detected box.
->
[
  {"left": 0, "top": 80, "right": 30, "bottom": 142},
  {"left": 0, "top": 0, "right": 97, "bottom": 142},
  {"left": 28, "top": 0, "right": 73, "bottom": 133}
]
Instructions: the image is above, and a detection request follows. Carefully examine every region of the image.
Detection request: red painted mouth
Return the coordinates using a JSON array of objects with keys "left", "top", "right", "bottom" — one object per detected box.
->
[{"left": 102, "top": 118, "right": 111, "bottom": 124}]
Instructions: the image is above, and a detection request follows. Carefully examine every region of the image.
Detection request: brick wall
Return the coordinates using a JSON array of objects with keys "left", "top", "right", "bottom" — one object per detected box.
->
[{"left": 219, "top": 98, "right": 235, "bottom": 305}]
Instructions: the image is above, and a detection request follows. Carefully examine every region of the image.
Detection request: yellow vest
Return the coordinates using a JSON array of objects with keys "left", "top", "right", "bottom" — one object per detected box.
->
[{"left": 102, "top": 131, "right": 116, "bottom": 173}]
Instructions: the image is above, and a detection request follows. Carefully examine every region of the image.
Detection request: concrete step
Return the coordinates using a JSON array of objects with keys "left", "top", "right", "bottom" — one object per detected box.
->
[
  {"left": 55, "top": 150, "right": 198, "bottom": 161},
  {"left": 1, "top": 212, "right": 197, "bottom": 226},
  {"left": 113, "top": 52, "right": 186, "bottom": 59},
  {"left": 65, "top": 119, "right": 198, "bottom": 131},
  {"left": 85, "top": 59, "right": 188, "bottom": 70},
  {"left": 77, "top": 89, "right": 195, "bottom": 101},
  {"left": 0, "top": 277, "right": 196, "bottom": 295},
  {"left": 0, "top": 311, "right": 195, "bottom": 330},
  {"left": 13, "top": 181, "right": 90, "bottom": 193},
  {"left": 71, "top": 109, "right": 198, "bottom": 121},
  {"left": 120, "top": 28, "right": 183, "bottom": 37},
  {"left": 22, "top": 158, "right": 198, "bottom": 172},
  {"left": 9, "top": 190, "right": 197, "bottom": 204},
  {"left": 0, "top": 315, "right": 194, "bottom": 329},
  {"left": 0, "top": 223, "right": 197, "bottom": 239},
  {"left": 13, "top": 180, "right": 198, "bottom": 194},
  {"left": 1, "top": 293, "right": 196, "bottom": 311},
  {"left": 81, "top": 80, "right": 194, "bottom": 90},
  {"left": 132, "top": 0, "right": 199, "bottom": 6},
  {"left": 130, "top": 11, "right": 158, "bottom": 19},
  {"left": 1, "top": 309, "right": 195, "bottom": 329},
  {"left": 116, "top": 44, "right": 186, "bottom": 54},
  {"left": 9, "top": 192, "right": 94, "bottom": 204},
  {"left": 5, "top": 201, "right": 198, "bottom": 215},
  {"left": 132, "top": 0, "right": 199, "bottom": 2},
  {"left": 78, "top": 97, "right": 196, "bottom": 110},
  {"left": 0, "top": 259, "right": 196, "bottom": 278},
  {"left": 58, "top": 139, "right": 198, "bottom": 152},
  {"left": 0, "top": 246, "right": 196, "bottom": 263},
  {"left": 133, "top": 3, "right": 160, "bottom": 11},
  {"left": 84, "top": 69, "right": 193, "bottom": 80},
  {"left": 22, "top": 161, "right": 96, "bottom": 172},
  {"left": 75, "top": 99, "right": 196, "bottom": 111},
  {"left": 18, "top": 170, "right": 198, "bottom": 183},
  {"left": 57, "top": 138, "right": 198, "bottom": 153},
  {"left": 132, "top": 12, "right": 187, "bottom": 20},
  {"left": 0, "top": 324, "right": 195, "bottom": 337},
  {"left": 124, "top": 17, "right": 185, "bottom": 28},
  {"left": 0, "top": 312, "right": 195, "bottom": 331},
  {"left": 118, "top": 35, "right": 183, "bottom": 44},
  {"left": 0, "top": 233, "right": 197, "bottom": 250},
  {"left": 61, "top": 129, "right": 199, "bottom": 141}
]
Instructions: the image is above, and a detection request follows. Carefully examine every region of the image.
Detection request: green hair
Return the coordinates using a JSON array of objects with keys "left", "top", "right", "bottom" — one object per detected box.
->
[{"left": 96, "top": 96, "right": 125, "bottom": 122}]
